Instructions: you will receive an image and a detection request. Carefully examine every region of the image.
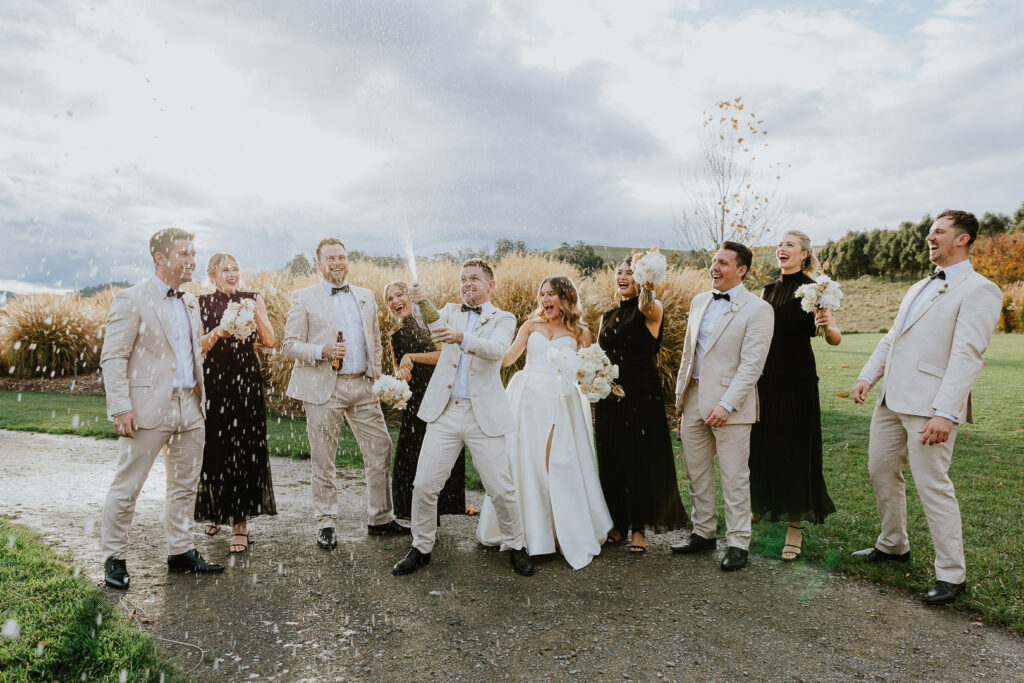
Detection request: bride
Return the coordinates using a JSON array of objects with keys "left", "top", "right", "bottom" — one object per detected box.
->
[{"left": 476, "top": 276, "right": 613, "bottom": 569}]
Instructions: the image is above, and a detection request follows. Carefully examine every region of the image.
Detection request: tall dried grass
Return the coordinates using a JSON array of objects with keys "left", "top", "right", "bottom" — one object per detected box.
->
[
  {"left": 0, "top": 255, "right": 708, "bottom": 414},
  {"left": 0, "top": 294, "right": 104, "bottom": 378},
  {"left": 999, "top": 281, "right": 1024, "bottom": 333}
]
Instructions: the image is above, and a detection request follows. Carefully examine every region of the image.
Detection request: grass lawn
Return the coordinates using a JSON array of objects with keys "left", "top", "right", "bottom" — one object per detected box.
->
[
  {"left": 1, "top": 335, "right": 1021, "bottom": 632},
  {"left": 0, "top": 518, "right": 186, "bottom": 682},
  {"left": 710, "top": 332, "right": 1023, "bottom": 633}
]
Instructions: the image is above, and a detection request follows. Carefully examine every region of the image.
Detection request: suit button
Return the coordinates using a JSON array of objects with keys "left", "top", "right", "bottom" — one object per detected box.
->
[
  {"left": 453, "top": 363, "right": 457, "bottom": 368},
  {"left": 447, "top": 384, "right": 452, "bottom": 389}
]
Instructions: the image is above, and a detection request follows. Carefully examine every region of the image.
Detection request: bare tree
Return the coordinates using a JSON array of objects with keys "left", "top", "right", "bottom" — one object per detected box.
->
[{"left": 677, "top": 97, "right": 789, "bottom": 253}]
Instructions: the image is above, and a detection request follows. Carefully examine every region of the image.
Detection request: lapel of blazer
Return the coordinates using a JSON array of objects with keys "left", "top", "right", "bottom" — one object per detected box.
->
[
  {"left": 892, "top": 278, "right": 928, "bottom": 337},
  {"left": 473, "top": 302, "right": 497, "bottom": 334},
  {"left": 899, "top": 270, "right": 970, "bottom": 336},
  {"left": 314, "top": 284, "right": 335, "bottom": 335},
  {"left": 687, "top": 293, "right": 712, "bottom": 358},
  {"left": 706, "top": 286, "right": 747, "bottom": 352},
  {"left": 352, "top": 284, "right": 374, "bottom": 350},
  {"left": 146, "top": 279, "right": 176, "bottom": 350}
]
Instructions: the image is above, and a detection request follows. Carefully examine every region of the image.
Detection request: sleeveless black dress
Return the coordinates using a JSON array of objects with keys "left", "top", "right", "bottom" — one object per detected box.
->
[
  {"left": 749, "top": 272, "right": 836, "bottom": 523},
  {"left": 194, "top": 291, "right": 277, "bottom": 524},
  {"left": 389, "top": 316, "right": 466, "bottom": 519},
  {"left": 594, "top": 297, "right": 687, "bottom": 535}
]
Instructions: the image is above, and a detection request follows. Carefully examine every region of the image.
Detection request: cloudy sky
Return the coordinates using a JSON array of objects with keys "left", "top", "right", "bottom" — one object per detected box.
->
[{"left": 2, "top": 0, "right": 1023, "bottom": 289}]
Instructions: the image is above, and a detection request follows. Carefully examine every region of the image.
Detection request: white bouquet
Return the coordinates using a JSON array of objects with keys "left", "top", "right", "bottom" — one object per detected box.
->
[
  {"left": 219, "top": 298, "right": 257, "bottom": 340},
  {"left": 372, "top": 375, "right": 413, "bottom": 410},
  {"left": 795, "top": 275, "right": 843, "bottom": 336},
  {"left": 630, "top": 246, "right": 668, "bottom": 288},
  {"left": 548, "top": 344, "right": 624, "bottom": 403}
]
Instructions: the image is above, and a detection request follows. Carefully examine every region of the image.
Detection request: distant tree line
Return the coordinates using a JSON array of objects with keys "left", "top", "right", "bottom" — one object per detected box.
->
[{"left": 818, "top": 202, "right": 1024, "bottom": 281}]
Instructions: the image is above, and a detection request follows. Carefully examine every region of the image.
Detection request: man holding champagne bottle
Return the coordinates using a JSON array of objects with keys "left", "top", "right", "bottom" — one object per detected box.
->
[{"left": 282, "top": 238, "right": 409, "bottom": 549}]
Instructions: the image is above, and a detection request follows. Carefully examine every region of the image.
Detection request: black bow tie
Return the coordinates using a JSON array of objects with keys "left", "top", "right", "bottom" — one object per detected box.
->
[
  {"left": 712, "top": 291, "right": 730, "bottom": 301},
  {"left": 166, "top": 289, "right": 184, "bottom": 299},
  {"left": 331, "top": 285, "right": 350, "bottom": 295},
  {"left": 461, "top": 304, "right": 482, "bottom": 314},
  {"left": 928, "top": 270, "right": 946, "bottom": 281}
]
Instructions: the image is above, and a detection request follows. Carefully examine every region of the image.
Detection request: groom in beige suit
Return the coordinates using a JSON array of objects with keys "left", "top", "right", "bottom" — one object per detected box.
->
[
  {"left": 851, "top": 209, "right": 1001, "bottom": 605},
  {"left": 391, "top": 258, "right": 532, "bottom": 577},
  {"left": 100, "top": 228, "right": 224, "bottom": 590},
  {"left": 282, "top": 238, "right": 407, "bottom": 549},
  {"left": 671, "top": 241, "right": 774, "bottom": 571}
]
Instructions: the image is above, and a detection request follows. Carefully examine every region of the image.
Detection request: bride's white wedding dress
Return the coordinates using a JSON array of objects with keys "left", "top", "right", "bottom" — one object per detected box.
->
[{"left": 477, "top": 331, "right": 613, "bottom": 569}]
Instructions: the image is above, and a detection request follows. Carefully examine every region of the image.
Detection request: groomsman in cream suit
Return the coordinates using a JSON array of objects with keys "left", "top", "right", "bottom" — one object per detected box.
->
[
  {"left": 100, "top": 228, "right": 224, "bottom": 590},
  {"left": 282, "top": 238, "right": 407, "bottom": 549},
  {"left": 670, "top": 241, "right": 774, "bottom": 571},
  {"left": 851, "top": 210, "right": 1001, "bottom": 605},
  {"left": 391, "top": 258, "right": 533, "bottom": 577}
]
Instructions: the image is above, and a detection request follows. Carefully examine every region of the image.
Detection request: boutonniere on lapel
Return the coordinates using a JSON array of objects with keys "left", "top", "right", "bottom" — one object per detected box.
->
[
  {"left": 186, "top": 299, "right": 198, "bottom": 314},
  {"left": 725, "top": 302, "right": 740, "bottom": 315},
  {"left": 930, "top": 284, "right": 948, "bottom": 302},
  {"left": 477, "top": 313, "right": 493, "bottom": 327}
]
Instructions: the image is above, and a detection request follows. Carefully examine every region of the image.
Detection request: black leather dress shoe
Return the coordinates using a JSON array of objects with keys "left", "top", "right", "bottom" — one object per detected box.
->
[
  {"left": 670, "top": 533, "right": 716, "bottom": 554},
  {"left": 104, "top": 558, "right": 130, "bottom": 590},
  {"left": 368, "top": 520, "right": 412, "bottom": 536},
  {"left": 317, "top": 527, "right": 338, "bottom": 549},
  {"left": 852, "top": 546, "right": 910, "bottom": 564},
  {"left": 509, "top": 547, "right": 534, "bottom": 576},
  {"left": 924, "top": 580, "right": 967, "bottom": 605},
  {"left": 392, "top": 548, "right": 430, "bottom": 575},
  {"left": 720, "top": 546, "right": 748, "bottom": 571},
  {"left": 167, "top": 549, "right": 225, "bottom": 574}
]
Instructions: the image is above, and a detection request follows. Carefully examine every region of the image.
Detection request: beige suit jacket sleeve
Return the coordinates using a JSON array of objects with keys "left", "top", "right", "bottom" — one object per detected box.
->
[
  {"left": 933, "top": 278, "right": 1002, "bottom": 416},
  {"left": 281, "top": 289, "right": 321, "bottom": 364},
  {"left": 99, "top": 289, "right": 140, "bottom": 417},
  {"left": 674, "top": 298, "right": 698, "bottom": 410},
  {"left": 464, "top": 312, "right": 516, "bottom": 360},
  {"left": 720, "top": 297, "right": 774, "bottom": 412}
]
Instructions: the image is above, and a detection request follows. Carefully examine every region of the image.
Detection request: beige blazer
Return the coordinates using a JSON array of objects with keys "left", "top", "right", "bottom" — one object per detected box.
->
[
  {"left": 282, "top": 282, "right": 384, "bottom": 405},
  {"left": 674, "top": 286, "right": 774, "bottom": 424},
  {"left": 859, "top": 265, "right": 1001, "bottom": 423},
  {"left": 100, "top": 278, "right": 205, "bottom": 429},
  {"left": 417, "top": 302, "right": 517, "bottom": 437}
]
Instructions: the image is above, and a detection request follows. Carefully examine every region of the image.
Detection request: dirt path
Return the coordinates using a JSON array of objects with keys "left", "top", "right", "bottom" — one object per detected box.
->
[{"left": 1, "top": 430, "right": 1022, "bottom": 682}]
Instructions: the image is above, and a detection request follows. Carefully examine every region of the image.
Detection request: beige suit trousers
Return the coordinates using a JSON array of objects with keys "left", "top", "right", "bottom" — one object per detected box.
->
[
  {"left": 304, "top": 374, "right": 394, "bottom": 528},
  {"left": 680, "top": 382, "right": 752, "bottom": 550},
  {"left": 868, "top": 403, "right": 964, "bottom": 583},
  {"left": 411, "top": 399, "right": 524, "bottom": 554},
  {"left": 101, "top": 391, "right": 204, "bottom": 560}
]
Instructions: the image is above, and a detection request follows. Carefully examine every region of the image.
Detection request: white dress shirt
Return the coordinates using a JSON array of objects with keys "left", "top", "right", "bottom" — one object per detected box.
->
[
  {"left": 859, "top": 260, "right": 973, "bottom": 422},
  {"left": 693, "top": 282, "right": 744, "bottom": 413},
  {"left": 152, "top": 275, "right": 196, "bottom": 389},
  {"left": 316, "top": 280, "right": 367, "bottom": 375},
  {"left": 452, "top": 308, "right": 480, "bottom": 399}
]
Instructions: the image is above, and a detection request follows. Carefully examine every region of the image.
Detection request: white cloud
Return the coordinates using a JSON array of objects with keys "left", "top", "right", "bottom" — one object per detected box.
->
[{"left": 1, "top": 0, "right": 1022, "bottom": 287}]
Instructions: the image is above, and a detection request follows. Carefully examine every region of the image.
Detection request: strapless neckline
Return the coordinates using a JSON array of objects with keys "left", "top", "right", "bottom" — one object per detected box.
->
[{"left": 527, "top": 330, "right": 577, "bottom": 346}]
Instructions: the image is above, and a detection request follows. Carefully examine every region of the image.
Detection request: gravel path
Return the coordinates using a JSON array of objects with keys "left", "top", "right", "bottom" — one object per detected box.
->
[{"left": 1, "top": 430, "right": 1022, "bottom": 682}]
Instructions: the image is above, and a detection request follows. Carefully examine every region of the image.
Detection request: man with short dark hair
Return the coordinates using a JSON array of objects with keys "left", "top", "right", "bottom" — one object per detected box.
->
[
  {"left": 391, "top": 259, "right": 532, "bottom": 577},
  {"left": 851, "top": 209, "right": 1001, "bottom": 605},
  {"left": 670, "top": 241, "right": 773, "bottom": 570},
  {"left": 100, "top": 228, "right": 223, "bottom": 589},
  {"left": 282, "top": 238, "right": 407, "bottom": 549}
]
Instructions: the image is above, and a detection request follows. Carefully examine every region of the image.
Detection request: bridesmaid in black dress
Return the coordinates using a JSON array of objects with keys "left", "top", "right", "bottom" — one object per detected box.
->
[
  {"left": 195, "top": 253, "right": 277, "bottom": 553},
  {"left": 595, "top": 258, "right": 687, "bottom": 553},
  {"left": 384, "top": 282, "right": 468, "bottom": 521},
  {"left": 749, "top": 231, "right": 841, "bottom": 560}
]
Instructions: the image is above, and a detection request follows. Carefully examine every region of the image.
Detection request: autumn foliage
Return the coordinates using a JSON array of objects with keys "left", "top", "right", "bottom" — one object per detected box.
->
[{"left": 971, "top": 232, "right": 1024, "bottom": 285}]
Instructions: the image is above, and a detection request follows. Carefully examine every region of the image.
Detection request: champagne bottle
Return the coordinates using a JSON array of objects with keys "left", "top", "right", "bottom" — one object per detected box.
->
[
  {"left": 412, "top": 281, "right": 440, "bottom": 325},
  {"left": 331, "top": 330, "right": 344, "bottom": 370}
]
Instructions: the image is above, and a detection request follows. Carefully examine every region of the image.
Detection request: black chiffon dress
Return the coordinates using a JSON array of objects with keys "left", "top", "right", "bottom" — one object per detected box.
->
[
  {"left": 389, "top": 316, "right": 466, "bottom": 519},
  {"left": 594, "top": 297, "right": 687, "bottom": 536},
  {"left": 194, "top": 291, "right": 277, "bottom": 525},
  {"left": 749, "top": 272, "right": 836, "bottom": 523}
]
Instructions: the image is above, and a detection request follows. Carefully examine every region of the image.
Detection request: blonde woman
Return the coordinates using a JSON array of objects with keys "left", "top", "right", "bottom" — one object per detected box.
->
[
  {"left": 476, "top": 276, "right": 613, "bottom": 569},
  {"left": 195, "top": 253, "right": 277, "bottom": 553},
  {"left": 749, "top": 232, "right": 841, "bottom": 560}
]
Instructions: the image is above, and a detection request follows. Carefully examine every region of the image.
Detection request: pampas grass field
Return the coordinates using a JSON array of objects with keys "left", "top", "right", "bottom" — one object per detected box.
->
[{"left": 2, "top": 254, "right": 1019, "bottom": 415}]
